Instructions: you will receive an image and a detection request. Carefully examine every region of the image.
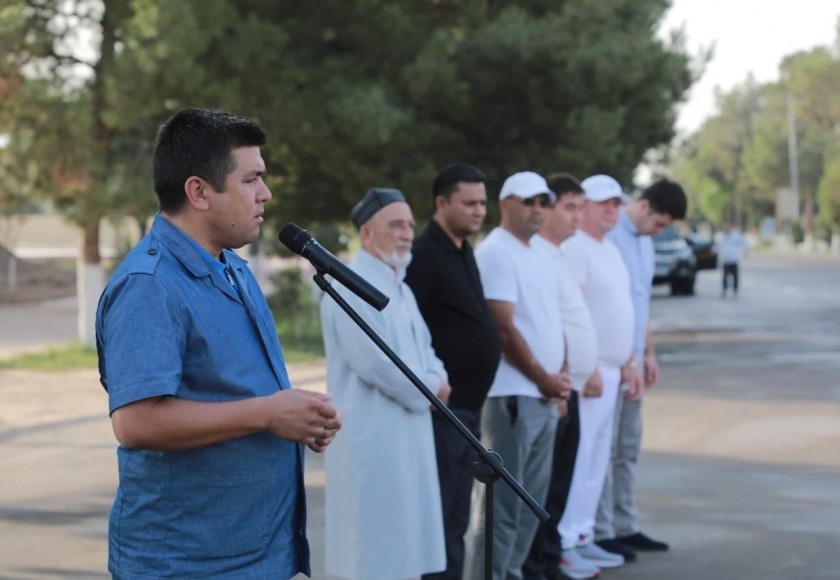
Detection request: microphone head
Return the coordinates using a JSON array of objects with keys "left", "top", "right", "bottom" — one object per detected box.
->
[{"left": 278, "top": 223, "right": 312, "bottom": 255}]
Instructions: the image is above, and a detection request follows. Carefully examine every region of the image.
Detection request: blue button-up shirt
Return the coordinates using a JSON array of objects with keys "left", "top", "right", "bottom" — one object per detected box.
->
[
  {"left": 96, "top": 214, "right": 308, "bottom": 579},
  {"left": 607, "top": 209, "right": 654, "bottom": 361}
]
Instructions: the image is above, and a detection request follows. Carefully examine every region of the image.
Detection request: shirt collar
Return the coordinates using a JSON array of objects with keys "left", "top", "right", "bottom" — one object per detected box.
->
[
  {"left": 151, "top": 213, "right": 247, "bottom": 279},
  {"left": 618, "top": 208, "right": 641, "bottom": 237},
  {"left": 427, "top": 218, "right": 472, "bottom": 253},
  {"left": 532, "top": 233, "right": 561, "bottom": 256}
]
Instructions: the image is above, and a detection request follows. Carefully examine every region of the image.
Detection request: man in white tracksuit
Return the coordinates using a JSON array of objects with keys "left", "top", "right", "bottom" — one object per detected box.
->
[{"left": 559, "top": 175, "right": 642, "bottom": 578}]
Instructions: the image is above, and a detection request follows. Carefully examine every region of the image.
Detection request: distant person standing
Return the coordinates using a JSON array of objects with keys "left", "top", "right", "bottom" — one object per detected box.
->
[
  {"left": 595, "top": 178, "right": 687, "bottom": 561},
  {"left": 466, "top": 171, "right": 569, "bottom": 580},
  {"left": 718, "top": 222, "right": 749, "bottom": 298},
  {"left": 405, "top": 163, "right": 502, "bottom": 580}
]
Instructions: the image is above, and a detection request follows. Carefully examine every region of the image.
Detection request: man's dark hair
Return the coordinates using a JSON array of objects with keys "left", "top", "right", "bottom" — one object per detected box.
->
[
  {"left": 641, "top": 178, "right": 687, "bottom": 220},
  {"left": 153, "top": 108, "right": 266, "bottom": 212},
  {"left": 432, "top": 163, "right": 486, "bottom": 200},
  {"left": 546, "top": 172, "right": 584, "bottom": 199}
]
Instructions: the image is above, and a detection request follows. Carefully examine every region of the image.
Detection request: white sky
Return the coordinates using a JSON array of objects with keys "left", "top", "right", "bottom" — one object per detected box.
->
[{"left": 660, "top": 0, "right": 840, "bottom": 134}]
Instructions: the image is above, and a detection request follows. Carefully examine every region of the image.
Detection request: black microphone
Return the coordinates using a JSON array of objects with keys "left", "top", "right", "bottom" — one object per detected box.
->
[{"left": 278, "top": 223, "right": 390, "bottom": 311}]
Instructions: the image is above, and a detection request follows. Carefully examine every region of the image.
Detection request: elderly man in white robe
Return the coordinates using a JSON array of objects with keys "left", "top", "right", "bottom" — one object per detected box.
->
[{"left": 321, "top": 187, "right": 450, "bottom": 580}]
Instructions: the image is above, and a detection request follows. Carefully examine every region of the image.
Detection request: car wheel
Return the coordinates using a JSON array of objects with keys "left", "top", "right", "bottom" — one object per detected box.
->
[{"left": 670, "top": 279, "right": 695, "bottom": 296}]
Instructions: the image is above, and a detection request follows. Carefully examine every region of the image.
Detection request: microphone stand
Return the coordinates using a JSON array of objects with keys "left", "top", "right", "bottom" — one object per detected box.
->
[{"left": 313, "top": 271, "right": 549, "bottom": 580}]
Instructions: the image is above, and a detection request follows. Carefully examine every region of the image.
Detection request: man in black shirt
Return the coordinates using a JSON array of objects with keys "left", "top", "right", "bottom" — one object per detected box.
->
[{"left": 405, "top": 163, "right": 502, "bottom": 580}]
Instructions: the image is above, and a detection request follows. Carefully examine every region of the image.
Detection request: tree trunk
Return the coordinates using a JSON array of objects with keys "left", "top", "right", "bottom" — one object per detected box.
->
[
  {"left": 136, "top": 215, "right": 148, "bottom": 238},
  {"left": 77, "top": 218, "right": 103, "bottom": 348},
  {"left": 75, "top": 0, "right": 117, "bottom": 347},
  {"left": 81, "top": 218, "right": 101, "bottom": 264}
]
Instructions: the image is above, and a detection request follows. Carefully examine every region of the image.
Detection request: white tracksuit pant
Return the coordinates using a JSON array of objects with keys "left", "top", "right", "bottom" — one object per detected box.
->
[{"left": 558, "top": 364, "right": 621, "bottom": 549}]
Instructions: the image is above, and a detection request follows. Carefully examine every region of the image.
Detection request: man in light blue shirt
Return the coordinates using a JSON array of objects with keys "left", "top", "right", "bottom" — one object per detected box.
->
[
  {"left": 717, "top": 222, "right": 749, "bottom": 297},
  {"left": 594, "top": 177, "right": 687, "bottom": 560},
  {"left": 96, "top": 108, "right": 342, "bottom": 579}
]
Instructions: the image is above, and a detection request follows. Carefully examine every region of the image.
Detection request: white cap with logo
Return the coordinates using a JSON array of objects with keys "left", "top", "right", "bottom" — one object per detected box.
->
[
  {"left": 581, "top": 174, "right": 629, "bottom": 204},
  {"left": 499, "top": 171, "right": 557, "bottom": 203}
]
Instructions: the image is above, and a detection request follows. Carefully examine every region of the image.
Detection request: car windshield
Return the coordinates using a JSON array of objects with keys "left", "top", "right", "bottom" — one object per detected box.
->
[{"left": 654, "top": 225, "right": 680, "bottom": 242}]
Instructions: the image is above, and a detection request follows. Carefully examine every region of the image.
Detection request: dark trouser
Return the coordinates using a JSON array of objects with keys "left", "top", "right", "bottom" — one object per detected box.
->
[
  {"left": 723, "top": 262, "right": 739, "bottom": 293},
  {"left": 423, "top": 407, "right": 482, "bottom": 580},
  {"left": 522, "top": 392, "right": 580, "bottom": 580}
]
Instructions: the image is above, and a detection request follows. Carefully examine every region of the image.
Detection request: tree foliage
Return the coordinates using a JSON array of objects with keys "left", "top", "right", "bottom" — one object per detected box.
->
[
  {"left": 1, "top": 0, "right": 695, "bottom": 251},
  {"left": 267, "top": 0, "right": 694, "bottom": 223},
  {"left": 672, "top": 22, "right": 840, "bottom": 235},
  {"left": 672, "top": 78, "right": 763, "bottom": 225}
]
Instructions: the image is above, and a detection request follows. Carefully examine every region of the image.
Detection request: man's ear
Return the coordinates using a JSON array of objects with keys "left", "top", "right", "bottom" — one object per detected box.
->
[
  {"left": 184, "top": 176, "right": 212, "bottom": 210},
  {"left": 434, "top": 194, "right": 448, "bottom": 213},
  {"left": 358, "top": 222, "right": 371, "bottom": 246}
]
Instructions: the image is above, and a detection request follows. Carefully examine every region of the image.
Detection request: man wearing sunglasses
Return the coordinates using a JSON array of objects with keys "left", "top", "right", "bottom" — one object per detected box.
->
[{"left": 467, "top": 171, "right": 571, "bottom": 580}]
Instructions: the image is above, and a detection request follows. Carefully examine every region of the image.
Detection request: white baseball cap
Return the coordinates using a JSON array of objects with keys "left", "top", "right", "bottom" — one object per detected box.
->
[
  {"left": 499, "top": 171, "right": 557, "bottom": 203},
  {"left": 581, "top": 174, "right": 629, "bottom": 204}
]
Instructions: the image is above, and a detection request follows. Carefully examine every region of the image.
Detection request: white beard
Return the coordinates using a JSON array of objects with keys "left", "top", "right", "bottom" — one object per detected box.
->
[{"left": 377, "top": 249, "right": 412, "bottom": 270}]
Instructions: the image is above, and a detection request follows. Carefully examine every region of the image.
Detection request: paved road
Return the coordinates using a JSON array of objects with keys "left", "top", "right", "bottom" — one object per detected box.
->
[
  {"left": 618, "top": 253, "right": 840, "bottom": 580},
  {"left": 0, "top": 296, "right": 77, "bottom": 360},
  {"left": 1, "top": 252, "right": 839, "bottom": 579}
]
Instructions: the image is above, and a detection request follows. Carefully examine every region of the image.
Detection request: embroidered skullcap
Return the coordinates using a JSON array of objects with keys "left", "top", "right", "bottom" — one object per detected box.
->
[{"left": 351, "top": 187, "right": 407, "bottom": 229}]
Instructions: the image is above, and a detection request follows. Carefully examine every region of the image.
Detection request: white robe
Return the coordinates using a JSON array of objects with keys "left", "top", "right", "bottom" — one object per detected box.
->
[{"left": 321, "top": 249, "right": 447, "bottom": 580}]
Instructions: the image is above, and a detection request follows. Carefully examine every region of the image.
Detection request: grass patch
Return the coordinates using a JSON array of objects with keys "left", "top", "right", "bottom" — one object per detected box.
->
[
  {"left": 0, "top": 327, "right": 323, "bottom": 370},
  {"left": 0, "top": 343, "right": 97, "bottom": 371},
  {"left": 280, "top": 346, "right": 325, "bottom": 364},
  {"left": 276, "top": 320, "right": 325, "bottom": 364}
]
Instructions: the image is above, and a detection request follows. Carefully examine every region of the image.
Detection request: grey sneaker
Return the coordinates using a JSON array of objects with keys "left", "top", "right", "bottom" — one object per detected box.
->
[
  {"left": 560, "top": 548, "right": 601, "bottom": 579},
  {"left": 577, "top": 540, "right": 625, "bottom": 568}
]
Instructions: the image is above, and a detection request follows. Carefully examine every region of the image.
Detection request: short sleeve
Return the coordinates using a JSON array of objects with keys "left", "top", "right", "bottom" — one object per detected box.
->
[
  {"left": 404, "top": 242, "right": 437, "bottom": 310},
  {"left": 476, "top": 239, "right": 518, "bottom": 304},
  {"left": 97, "top": 274, "right": 186, "bottom": 414}
]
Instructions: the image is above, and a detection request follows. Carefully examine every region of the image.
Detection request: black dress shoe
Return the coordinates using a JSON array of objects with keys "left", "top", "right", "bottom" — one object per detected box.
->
[
  {"left": 617, "top": 531, "right": 669, "bottom": 552},
  {"left": 596, "top": 538, "right": 637, "bottom": 562},
  {"left": 544, "top": 565, "right": 573, "bottom": 580}
]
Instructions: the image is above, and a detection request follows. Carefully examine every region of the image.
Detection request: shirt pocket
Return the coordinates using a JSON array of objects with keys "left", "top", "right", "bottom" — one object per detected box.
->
[{"left": 162, "top": 475, "right": 277, "bottom": 560}]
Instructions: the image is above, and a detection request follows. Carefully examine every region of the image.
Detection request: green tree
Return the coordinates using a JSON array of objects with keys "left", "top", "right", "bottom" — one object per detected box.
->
[
  {"left": 781, "top": 46, "right": 840, "bottom": 237},
  {"left": 674, "top": 24, "right": 840, "bottom": 237},
  {"left": 817, "top": 154, "right": 840, "bottom": 234},
  {"left": 671, "top": 77, "right": 763, "bottom": 227},
  {"left": 1, "top": 0, "right": 698, "bottom": 338},
  {"left": 266, "top": 0, "right": 694, "bottom": 224},
  {"left": 0, "top": 0, "right": 294, "bottom": 341}
]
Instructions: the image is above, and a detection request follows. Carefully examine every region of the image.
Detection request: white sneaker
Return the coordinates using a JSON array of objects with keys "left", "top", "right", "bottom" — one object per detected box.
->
[
  {"left": 560, "top": 548, "right": 601, "bottom": 579},
  {"left": 577, "top": 540, "right": 625, "bottom": 568}
]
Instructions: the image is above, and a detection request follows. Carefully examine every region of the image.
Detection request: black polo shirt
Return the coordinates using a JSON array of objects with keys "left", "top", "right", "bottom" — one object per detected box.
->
[{"left": 405, "top": 219, "right": 502, "bottom": 411}]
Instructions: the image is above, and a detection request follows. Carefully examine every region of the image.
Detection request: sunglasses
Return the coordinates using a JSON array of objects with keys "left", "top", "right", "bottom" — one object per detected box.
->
[{"left": 514, "top": 195, "right": 553, "bottom": 208}]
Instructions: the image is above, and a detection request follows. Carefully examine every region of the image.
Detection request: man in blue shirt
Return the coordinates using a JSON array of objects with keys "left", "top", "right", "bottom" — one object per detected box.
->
[
  {"left": 595, "top": 178, "right": 687, "bottom": 561},
  {"left": 717, "top": 221, "right": 749, "bottom": 297},
  {"left": 96, "top": 108, "right": 342, "bottom": 579}
]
